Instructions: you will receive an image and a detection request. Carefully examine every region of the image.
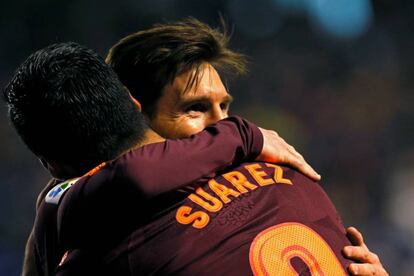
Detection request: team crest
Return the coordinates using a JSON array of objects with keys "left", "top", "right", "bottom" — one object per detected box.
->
[{"left": 45, "top": 178, "right": 79, "bottom": 205}]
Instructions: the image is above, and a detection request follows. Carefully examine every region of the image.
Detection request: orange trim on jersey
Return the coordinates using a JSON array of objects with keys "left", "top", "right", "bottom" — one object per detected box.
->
[{"left": 84, "top": 162, "right": 106, "bottom": 177}]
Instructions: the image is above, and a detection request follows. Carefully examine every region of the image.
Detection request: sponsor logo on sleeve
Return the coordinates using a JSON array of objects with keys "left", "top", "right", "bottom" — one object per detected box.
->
[{"left": 45, "top": 178, "right": 79, "bottom": 205}]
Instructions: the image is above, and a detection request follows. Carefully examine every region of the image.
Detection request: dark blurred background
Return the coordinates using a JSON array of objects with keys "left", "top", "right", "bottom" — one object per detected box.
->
[{"left": 1, "top": 0, "right": 413, "bottom": 275}]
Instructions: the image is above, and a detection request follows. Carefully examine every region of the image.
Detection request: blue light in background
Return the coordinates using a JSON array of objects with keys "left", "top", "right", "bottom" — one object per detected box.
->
[{"left": 308, "top": 0, "right": 373, "bottom": 39}]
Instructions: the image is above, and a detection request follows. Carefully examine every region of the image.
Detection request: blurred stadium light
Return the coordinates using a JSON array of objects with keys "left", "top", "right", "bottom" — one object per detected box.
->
[
  {"left": 308, "top": 0, "right": 374, "bottom": 39},
  {"left": 228, "top": 0, "right": 373, "bottom": 40}
]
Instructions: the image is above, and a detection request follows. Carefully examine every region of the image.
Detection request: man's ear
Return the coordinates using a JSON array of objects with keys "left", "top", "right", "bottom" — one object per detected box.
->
[
  {"left": 125, "top": 86, "right": 142, "bottom": 111},
  {"left": 39, "top": 157, "right": 50, "bottom": 170},
  {"left": 131, "top": 95, "right": 142, "bottom": 111},
  {"left": 38, "top": 157, "right": 62, "bottom": 179},
  {"left": 38, "top": 157, "right": 74, "bottom": 180}
]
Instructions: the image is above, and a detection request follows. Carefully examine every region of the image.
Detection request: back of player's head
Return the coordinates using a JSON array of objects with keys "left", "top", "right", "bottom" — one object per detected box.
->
[
  {"left": 3, "top": 42, "right": 146, "bottom": 177},
  {"left": 106, "top": 17, "right": 247, "bottom": 118}
]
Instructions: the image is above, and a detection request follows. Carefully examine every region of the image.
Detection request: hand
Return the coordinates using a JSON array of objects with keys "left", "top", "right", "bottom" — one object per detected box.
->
[
  {"left": 256, "top": 127, "right": 321, "bottom": 181},
  {"left": 343, "top": 226, "right": 388, "bottom": 276}
]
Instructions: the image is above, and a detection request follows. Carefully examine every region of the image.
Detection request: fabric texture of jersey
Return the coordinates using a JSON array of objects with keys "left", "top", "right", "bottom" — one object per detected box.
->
[
  {"left": 56, "top": 161, "right": 352, "bottom": 275},
  {"left": 29, "top": 116, "right": 263, "bottom": 276}
]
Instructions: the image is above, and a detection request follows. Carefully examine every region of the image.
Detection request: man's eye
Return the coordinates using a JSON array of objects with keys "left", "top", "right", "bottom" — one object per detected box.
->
[
  {"left": 186, "top": 103, "right": 208, "bottom": 113},
  {"left": 220, "top": 102, "right": 229, "bottom": 111}
]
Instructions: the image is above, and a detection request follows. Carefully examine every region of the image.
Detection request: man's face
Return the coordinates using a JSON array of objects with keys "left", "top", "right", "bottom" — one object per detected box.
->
[{"left": 149, "top": 64, "right": 233, "bottom": 138}]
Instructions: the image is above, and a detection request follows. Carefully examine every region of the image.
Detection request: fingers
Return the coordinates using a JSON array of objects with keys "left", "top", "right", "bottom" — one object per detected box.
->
[
  {"left": 293, "top": 155, "right": 321, "bottom": 181},
  {"left": 343, "top": 245, "right": 377, "bottom": 264},
  {"left": 344, "top": 247, "right": 388, "bottom": 276},
  {"left": 347, "top": 226, "right": 365, "bottom": 247},
  {"left": 343, "top": 227, "right": 373, "bottom": 263},
  {"left": 283, "top": 141, "right": 321, "bottom": 181},
  {"left": 343, "top": 227, "right": 388, "bottom": 276},
  {"left": 257, "top": 128, "right": 321, "bottom": 181},
  {"left": 347, "top": 262, "right": 388, "bottom": 276}
]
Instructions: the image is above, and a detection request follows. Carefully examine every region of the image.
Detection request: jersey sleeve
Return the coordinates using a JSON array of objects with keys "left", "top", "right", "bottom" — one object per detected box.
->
[
  {"left": 102, "top": 115, "right": 263, "bottom": 197},
  {"left": 57, "top": 116, "right": 262, "bottom": 249}
]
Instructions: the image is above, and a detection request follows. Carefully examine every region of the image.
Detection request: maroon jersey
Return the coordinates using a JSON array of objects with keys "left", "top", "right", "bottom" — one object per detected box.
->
[
  {"left": 56, "top": 162, "right": 352, "bottom": 275},
  {"left": 32, "top": 116, "right": 263, "bottom": 276}
]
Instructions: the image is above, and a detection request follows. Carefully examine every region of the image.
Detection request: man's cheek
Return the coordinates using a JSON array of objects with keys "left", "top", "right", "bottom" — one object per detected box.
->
[{"left": 178, "top": 118, "right": 207, "bottom": 137}]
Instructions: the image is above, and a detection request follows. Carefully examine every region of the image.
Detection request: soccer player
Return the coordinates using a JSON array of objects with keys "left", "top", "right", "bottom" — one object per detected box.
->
[
  {"left": 106, "top": 18, "right": 387, "bottom": 275},
  {"left": 105, "top": 19, "right": 318, "bottom": 179},
  {"left": 4, "top": 42, "right": 357, "bottom": 276},
  {"left": 4, "top": 43, "right": 324, "bottom": 276},
  {"left": 19, "top": 26, "right": 321, "bottom": 276}
]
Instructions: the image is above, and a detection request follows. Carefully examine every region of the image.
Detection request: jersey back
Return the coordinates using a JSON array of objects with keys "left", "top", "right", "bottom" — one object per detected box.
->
[{"left": 58, "top": 162, "right": 352, "bottom": 275}]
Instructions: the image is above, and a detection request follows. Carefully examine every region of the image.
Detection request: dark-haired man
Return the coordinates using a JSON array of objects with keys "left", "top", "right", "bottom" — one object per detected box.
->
[
  {"left": 5, "top": 42, "right": 367, "bottom": 275},
  {"left": 5, "top": 42, "right": 300, "bottom": 275},
  {"left": 105, "top": 18, "right": 387, "bottom": 275},
  {"left": 20, "top": 22, "right": 324, "bottom": 276}
]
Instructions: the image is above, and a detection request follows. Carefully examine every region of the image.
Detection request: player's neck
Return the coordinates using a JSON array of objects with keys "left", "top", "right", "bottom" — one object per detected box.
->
[{"left": 134, "top": 129, "right": 166, "bottom": 148}]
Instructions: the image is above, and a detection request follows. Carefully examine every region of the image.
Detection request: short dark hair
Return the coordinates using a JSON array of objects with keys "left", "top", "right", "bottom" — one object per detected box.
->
[
  {"left": 3, "top": 42, "right": 146, "bottom": 175},
  {"left": 106, "top": 18, "right": 247, "bottom": 117}
]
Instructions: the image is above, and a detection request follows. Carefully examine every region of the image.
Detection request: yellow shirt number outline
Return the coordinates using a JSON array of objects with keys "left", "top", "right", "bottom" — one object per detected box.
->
[{"left": 249, "top": 222, "right": 346, "bottom": 275}]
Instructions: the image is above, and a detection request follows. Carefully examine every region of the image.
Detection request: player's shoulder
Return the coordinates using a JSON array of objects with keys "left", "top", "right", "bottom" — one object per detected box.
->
[
  {"left": 36, "top": 178, "right": 60, "bottom": 210},
  {"left": 42, "top": 162, "right": 109, "bottom": 207},
  {"left": 44, "top": 178, "right": 81, "bottom": 205}
]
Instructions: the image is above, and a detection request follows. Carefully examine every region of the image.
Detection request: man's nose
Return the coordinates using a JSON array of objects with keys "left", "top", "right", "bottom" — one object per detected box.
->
[{"left": 206, "top": 105, "right": 226, "bottom": 126}]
